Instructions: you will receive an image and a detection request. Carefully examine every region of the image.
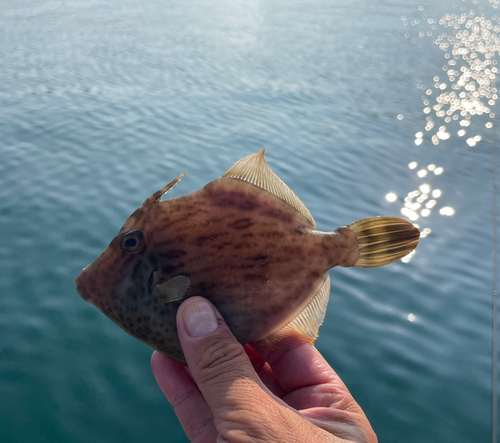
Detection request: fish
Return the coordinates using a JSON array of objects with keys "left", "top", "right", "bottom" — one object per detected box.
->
[{"left": 74, "top": 151, "right": 420, "bottom": 364}]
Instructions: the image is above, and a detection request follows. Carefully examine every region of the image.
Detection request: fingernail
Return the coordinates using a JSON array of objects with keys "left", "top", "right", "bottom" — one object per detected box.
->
[{"left": 182, "top": 299, "right": 219, "bottom": 338}]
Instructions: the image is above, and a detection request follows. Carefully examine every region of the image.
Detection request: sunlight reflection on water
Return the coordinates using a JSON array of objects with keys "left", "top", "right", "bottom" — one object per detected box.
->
[
  {"left": 392, "top": 4, "right": 500, "bottom": 263},
  {"left": 0, "top": 1, "right": 497, "bottom": 442}
]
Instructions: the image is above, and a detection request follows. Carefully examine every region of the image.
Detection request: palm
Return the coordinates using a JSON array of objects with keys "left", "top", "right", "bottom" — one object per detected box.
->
[
  {"left": 152, "top": 341, "right": 374, "bottom": 443},
  {"left": 246, "top": 343, "right": 370, "bottom": 440}
]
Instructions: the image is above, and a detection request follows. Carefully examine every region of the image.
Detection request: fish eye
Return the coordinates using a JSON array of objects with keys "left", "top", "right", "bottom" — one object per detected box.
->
[{"left": 121, "top": 230, "right": 144, "bottom": 254}]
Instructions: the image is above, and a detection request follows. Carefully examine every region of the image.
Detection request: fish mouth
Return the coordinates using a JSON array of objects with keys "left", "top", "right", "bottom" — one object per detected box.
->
[{"left": 74, "top": 273, "right": 91, "bottom": 302}]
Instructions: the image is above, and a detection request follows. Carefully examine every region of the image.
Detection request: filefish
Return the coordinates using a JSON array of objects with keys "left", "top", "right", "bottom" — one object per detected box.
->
[{"left": 74, "top": 151, "right": 419, "bottom": 364}]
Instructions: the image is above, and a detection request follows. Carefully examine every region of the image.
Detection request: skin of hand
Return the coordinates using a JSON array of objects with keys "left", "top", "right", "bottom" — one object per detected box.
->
[{"left": 151, "top": 296, "right": 378, "bottom": 443}]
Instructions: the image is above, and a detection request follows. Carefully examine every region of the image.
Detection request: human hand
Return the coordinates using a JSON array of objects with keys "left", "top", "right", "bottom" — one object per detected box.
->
[{"left": 151, "top": 296, "right": 377, "bottom": 443}]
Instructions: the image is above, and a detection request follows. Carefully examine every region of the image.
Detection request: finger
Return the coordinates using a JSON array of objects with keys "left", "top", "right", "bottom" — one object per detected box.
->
[
  {"left": 252, "top": 341, "right": 350, "bottom": 399},
  {"left": 176, "top": 297, "right": 270, "bottom": 418},
  {"left": 251, "top": 343, "right": 376, "bottom": 441},
  {"left": 244, "top": 344, "right": 285, "bottom": 398},
  {"left": 151, "top": 351, "right": 217, "bottom": 443}
]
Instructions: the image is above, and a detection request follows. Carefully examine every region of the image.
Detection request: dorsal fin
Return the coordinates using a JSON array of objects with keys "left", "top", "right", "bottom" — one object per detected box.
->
[
  {"left": 144, "top": 173, "right": 186, "bottom": 205},
  {"left": 257, "top": 274, "right": 330, "bottom": 348},
  {"left": 222, "top": 150, "right": 316, "bottom": 228}
]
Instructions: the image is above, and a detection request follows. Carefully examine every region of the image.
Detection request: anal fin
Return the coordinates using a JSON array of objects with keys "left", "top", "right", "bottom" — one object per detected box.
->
[{"left": 258, "top": 274, "right": 331, "bottom": 349}]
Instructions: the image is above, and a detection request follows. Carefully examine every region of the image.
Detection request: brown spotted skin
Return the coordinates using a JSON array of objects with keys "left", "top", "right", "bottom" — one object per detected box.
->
[{"left": 75, "top": 177, "right": 359, "bottom": 364}]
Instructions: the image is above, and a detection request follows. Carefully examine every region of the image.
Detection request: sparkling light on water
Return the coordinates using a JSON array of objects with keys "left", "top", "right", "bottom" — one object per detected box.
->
[
  {"left": 401, "top": 249, "right": 417, "bottom": 263},
  {"left": 467, "top": 137, "right": 477, "bottom": 147},
  {"left": 385, "top": 192, "right": 398, "bottom": 202},
  {"left": 389, "top": 4, "right": 498, "bottom": 263},
  {"left": 387, "top": 160, "right": 451, "bottom": 262},
  {"left": 401, "top": 8, "right": 499, "bottom": 149},
  {"left": 440, "top": 206, "right": 456, "bottom": 216},
  {"left": 420, "top": 184, "right": 430, "bottom": 194}
]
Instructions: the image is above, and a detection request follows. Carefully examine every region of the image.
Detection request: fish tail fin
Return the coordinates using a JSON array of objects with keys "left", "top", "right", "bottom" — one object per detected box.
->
[{"left": 347, "top": 216, "right": 420, "bottom": 268}]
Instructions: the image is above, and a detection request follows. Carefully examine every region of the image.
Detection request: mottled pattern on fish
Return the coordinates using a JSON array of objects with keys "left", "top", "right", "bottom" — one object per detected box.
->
[{"left": 75, "top": 151, "right": 419, "bottom": 364}]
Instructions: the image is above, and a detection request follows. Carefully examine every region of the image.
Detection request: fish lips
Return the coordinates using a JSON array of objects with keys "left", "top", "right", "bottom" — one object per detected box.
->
[{"left": 74, "top": 268, "right": 92, "bottom": 302}]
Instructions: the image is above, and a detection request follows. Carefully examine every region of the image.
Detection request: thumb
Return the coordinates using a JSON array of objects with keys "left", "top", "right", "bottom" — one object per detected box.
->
[{"left": 176, "top": 296, "right": 267, "bottom": 418}]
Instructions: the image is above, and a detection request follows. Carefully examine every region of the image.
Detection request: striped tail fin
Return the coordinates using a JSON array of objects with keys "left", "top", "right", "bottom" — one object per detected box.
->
[{"left": 347, "top": 217, "right": 420, "bottom": 268}]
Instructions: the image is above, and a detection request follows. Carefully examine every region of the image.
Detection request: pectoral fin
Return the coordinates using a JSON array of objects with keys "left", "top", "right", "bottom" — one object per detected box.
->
[
  {"left": 258, "top": 274, "right": 331, "bottom": 349},
  {"left": 156, "top": 275, "right": 190, "bottom": 304}
]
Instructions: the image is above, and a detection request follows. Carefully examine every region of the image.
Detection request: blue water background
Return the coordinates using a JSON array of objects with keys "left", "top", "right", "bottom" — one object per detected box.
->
[{"left": 0, "top": 0, "right": 498, "bottom": 442}]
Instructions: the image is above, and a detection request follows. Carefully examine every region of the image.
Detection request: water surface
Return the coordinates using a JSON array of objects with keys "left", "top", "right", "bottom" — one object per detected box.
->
[{"left": 0, "top": 0, "right": 498, "bottom": 442}]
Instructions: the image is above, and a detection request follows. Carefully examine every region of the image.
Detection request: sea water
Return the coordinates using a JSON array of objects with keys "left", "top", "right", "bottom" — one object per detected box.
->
[{"left": 0, "top": 0, "right": 498, "bottom": 441}]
